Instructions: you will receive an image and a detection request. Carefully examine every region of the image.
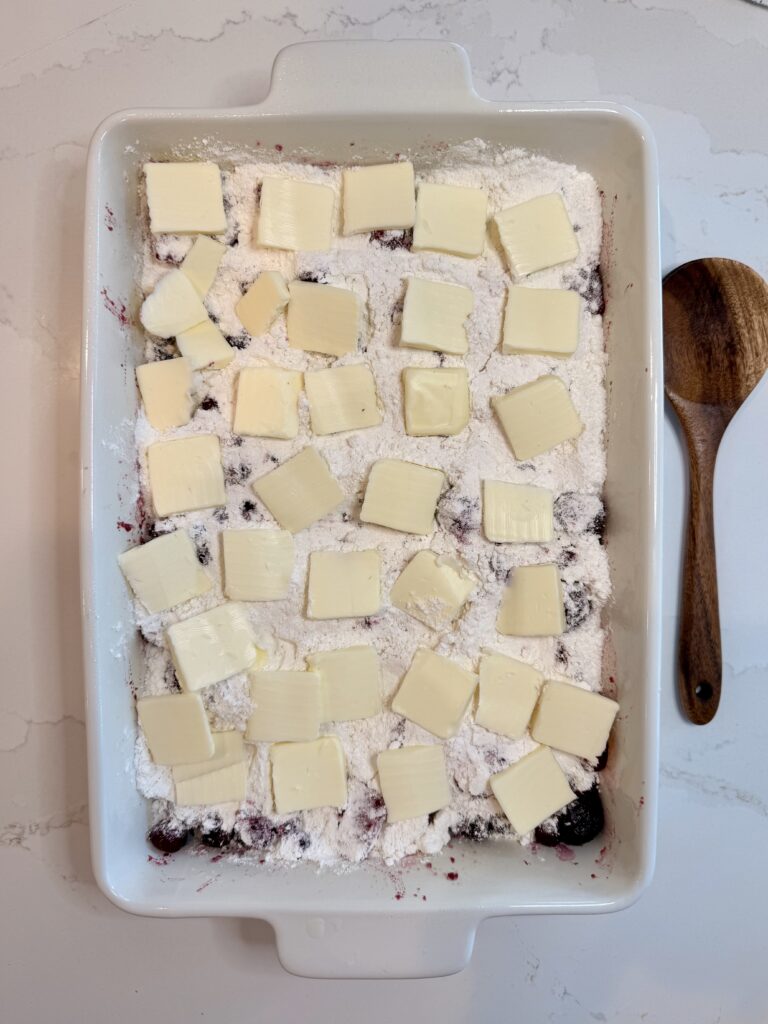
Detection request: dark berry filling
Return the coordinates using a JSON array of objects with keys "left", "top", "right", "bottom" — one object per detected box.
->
[
  {"left": 148, "top": 819, "right": 190, "bottom": 854},
  {"left": 535, "top": 785, "right": 605, "bottom": 847}
]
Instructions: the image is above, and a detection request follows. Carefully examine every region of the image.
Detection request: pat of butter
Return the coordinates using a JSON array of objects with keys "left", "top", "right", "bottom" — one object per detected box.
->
[
  {"left": 494, "top": 193, "right": 579, "bottom": 277},
  {"left": 305, "top": 364, "right": 382, "bottom": 435},
  {"left": 400, "top": 277, "right": 473, "bottom": 355},
  {"left": 403, "top": 367, "right": 470, "bottom": 436},
  {"left": 490, "top": 745, "right": 574, "bottom": 836},
  {"left": 173, "top": 731, "right": 248, "bottom": 805},
  {"left": 176, "top": 318, "right": 234, "bottom": 370},
  {"left": 118, "top": 530, "right": 211, "bottom": 614},
  {"left": 180, "top": 235, "right": 225, "bottom": 297},
  {"left": 392, "top": 647, "right": 477, "bottom": 739},
  {"left": 306, "top": 550, "right": 381, "bottom": 619},
  {"left": 531, "top": 681, "right": 619, "bottom": 762},
  {"left": 307, "top": 645, "right": 382, "bottom": 722},
  {"left": 360, "top": 458, "right": 444, "bottom": 535},
  {"left": 476, "top": 653, "right": 543, "bottom": 739},
  {"left": 342, "top": 162, "right": 415, "bottom": 234},
  {"left": 235, "top": 271, "right": 289, "bottom": 336},
  {"left": 286, "top": 280, "right": 361, "bottom": 357},
  {"left": 492, "top": 375, "right": 582, "bottom": 460},
  {"left": 137, "top": 692, "right": 214, "bottom": 766},
  {"left": 233, "top": 367, "right": 302, "bottom": 439},
  {"left": 246, "top": 670, "right": 322, "bottom": 743},
  {"left": 144, "top": 162, "right": 227, "bottom": 235},
  {"left": 271, "top": 736, "right": 347, "bottom": 814},
  {"left": 482, "top": 480, "right": 554, "bottom": 543},
  {"left": 147, "top": 434, "right": 226, "bottom": 517},
  {"left": 497, "top": 563, "right": 565, "bottom": 637},
  {"left": 173, "top": 731, "right": 246, "bottom": 781},
  {"left": 503, "top": 286, "right": 580, "bottom": 357},
  {"left": 256, "top": 177, "right": 334, "bottom": 251},
  {"left": 222, "top": 528, "right": 295, "bottom": 601},
  {"left": 167, "top": 602, "right": 258, "bottom": 692},
  {"left": 140, "top": 269, "right": 209, "bottom": 339},
  {"left": 391, "top": 549, "right": 476, "bottom": 631},
  {"left": 136, "top": 357, "right": 192, "bottom": 431},
  {"left": 252, "top": 446, "right": 344, "bottom": 533},
  {"left": 377, "top": 745, "right": 451, "bottom": 823},
  {"left": 413, "top": 182, "right": 488, "bottom": 258}
]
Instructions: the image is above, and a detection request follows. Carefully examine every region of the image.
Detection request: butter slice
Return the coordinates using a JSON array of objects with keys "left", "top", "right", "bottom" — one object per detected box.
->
[
  {"left": 167, "top": 602, "right": 258, "bottom": 692},
  {"left": 271, "top": 736, "right": 347, "bottom": 813},
  {"left": 494, "top": 193, "right": 579, "bottom": 277},
  {"left": 490, "top": 745, "right": 574, "bottom": 835},
  {"left": 222, "top": 529, "right": 294, "bottom": 601},
  {"left": 144, "top": 162, "right": 227, "bottom": 235},
  {"left": 305, "top": 364, "right": 381, "bottom": 435},
  {"left": 235, "top": 272, "right": 289, "bottom": 336},
  {"left": 140, "top": 269, "right": 209, "bottom": 339},
  {"left": 392, "top": 647, "right": 477, "bottom": 739},
  {"left": 403, "top": 367, "right": 470, "bottom": 436},
  {"left": 137, "top": 692, "right": 214, "bottom": 766},
  {"left": 503, "top": 287, "right": 580, "bottom": 357},
  {"left": 234, "top": 367, "right": 302, "bottom": 439},
  {"left": 531, "top": 681, "right": 619, "bottom": 762},
  {"left": 246, "top": 671, "right": 321, "bottom": 743},
  {"left": 476, "top": 653, "right": 543, "bottom": 739},
  {"left": 172, "top": 731, "right": 248, "bottom": 805},
  {"left": 287, "top": 281, "right": 361, "bottom": 357},
  {"left": 342, "top": 162, "right": 415, "bottom": 234},
  {"left": 360, "top": 459, "right": 444, "bottom": 535},
  {"left": 482, "top": 480, "right": 554, "bottom": 543},
  {"left": 492, "top": 375, "right": 582, "bottom": 461},
  {"left": 413, "top": 183, "right": 488, "bottom": 258},
  {"left": 497, "top": 563, "right": 565, "bottom": 637},
  {"left": 176, "top": 318, "right": 234, "bottom": 370},
  {"left": 252, "top": 446, "right": 344, "bottom": 533},
  {"left": 391, "top": 550, "right": 476, "bottom": 631},
  {"left": 118, "top": 530, "right": 211, "bottom": 614},
  {"left": 400, "top": 277, "right": 473, "bottom": 355},
  {"left": 307, "top": 645, "right": 382, "bottom": 722},
  {"left": 136, "top": 358, "right": 193, "bottom": 431},
  {"left": 377, "top": 745, "right": 451, "bottom": 823},
  {"left": 256, "top": 177, "right": 334, "bottom": 251},
  {"left": 180, "top": 236, "right": 225, "bottom": 297},
  {"left": 307, "top": 550, "right": 380, "bottom": 619},
  {"left": 147, "top": 434, "right": 226, "bottom": 517}
]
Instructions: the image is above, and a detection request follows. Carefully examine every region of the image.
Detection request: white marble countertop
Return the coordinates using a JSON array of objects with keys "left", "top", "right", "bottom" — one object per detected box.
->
[{"left": 4, "top": 1, "right": 768, "bottom": 1019}]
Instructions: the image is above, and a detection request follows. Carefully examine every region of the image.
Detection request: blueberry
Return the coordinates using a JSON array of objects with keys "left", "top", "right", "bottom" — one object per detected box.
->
[
  {"left": 297, "top": 271, "right": 323, "bottom": 284},
  {"left": 370, "top": 228, "right": 413, "bottom": 250},
  {"left": 241, "top": 499, "right": 258, "bottom": 521},
  {"left": 200, "top": 824, "right": 234, "bottom": 849},
  {"left": 226, "top": 334, "right": 248, "bottom": 350},
  {"left": 587, "top": 506, "right": 607, "bottom": 542},
  {"left": 564, "top": 582, "right": 592, "bottom": 630},
  {"left": 148, "top": 819, "right": 190, "bottom": 854},
  {"left": 535, "top": 785, "right": 605, "bottom": 847},
  {"left": 557, "top": 546, "right": 578, "bottom": 568},
  {"left": 199, "top": 396, "right": 219, "bottom": 411},
  {"left": 452, "top": 815, "right": 510, "bottom": 842},
  {"left": 356, "top": 793, "right": 386, "bottom": 835},
  {"left": 437, "top": 492, "right": 480, "bottom": 543},
  {"left": 555, "top": 641, "right": 569, "bottom": 667},
  {"left": 553, "top": 493, "right": 606, "bottom": 536},
  {"left": 238, "top": 815, "right": 275, "bottom": 850},
  {"left": 213, "top": 508, "right": 229, "bottom": 524},
  {"left": 593, "top": 745, "right": 609, "bottom": 772},
  {"left": 225, "top": 462, "right": 250, "bottom": 485},
  {"left": 195, "top": 540, "right": 211, "bottom": 566}
]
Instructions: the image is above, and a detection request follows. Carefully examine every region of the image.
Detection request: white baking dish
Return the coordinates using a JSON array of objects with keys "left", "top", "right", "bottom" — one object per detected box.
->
[{"left": 81, "top": 40, "right": 662, "bottom": 979}]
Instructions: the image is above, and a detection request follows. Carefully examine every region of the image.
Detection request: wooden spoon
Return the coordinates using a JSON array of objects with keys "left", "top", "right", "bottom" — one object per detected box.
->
[{"left": 664, "top": 258, "right": 768, "bottom": 724}]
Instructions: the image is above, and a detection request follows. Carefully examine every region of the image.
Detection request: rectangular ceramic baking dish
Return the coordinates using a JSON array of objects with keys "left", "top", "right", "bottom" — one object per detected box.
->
[{"left": 81, "top": 40, "right": 662, "bottom": 979}]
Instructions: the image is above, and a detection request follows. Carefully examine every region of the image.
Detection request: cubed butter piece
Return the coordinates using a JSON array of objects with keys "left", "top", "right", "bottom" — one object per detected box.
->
[
  {"left": 233, "top": 367, "right": 302, "bottom": 439},
  {"left": 492, "top": 375, "right": 582, "bottom": 460},
  {"left": 360, "top": 459, "right": 444, "bottom": 535},
  {"left": 246, "top": 670, "right": 321, "bottom": 742},
  {"left": 392, "top": 647, "right": 477, "bottom": 739},
  {"left": 144, "top": 162, "right": 227, "bottom": 235},
  {"left": 391, "top": 550, "right": 476, "bottom": 631},
  {"left": 147, "top": 434, "right": 226, "bottom": 517},
  {"left": 222, "top": 529, "right": 294, "bottom": 601},
  {"left": 413, "top": 182, "right": 488, "bottom": 258},
  {"left": 176, "top": 318, "right": 234, "bottom": 370},
  {"left": 118, "top": 530, "right": 211, "bottom": 614},
  {"left": 400, "top": 277, "right": 473, "bottom": 355},
  {"left": 377, "top": 745, "right": 451, "bottom": 823},
  {"left": 403, "top": 367, "right": 470, "bottom": 436},
  {"left": 490, "top": 745, "right": 574, "bottom": 835},
  {"left": 342, "top": 161, "right": 415, "bottom": 234},
  {"left": 503, "top": 286, "right": 580, "bottom": 357},
  {"left": 173, "top": 730, "right": 246, "bottom": 780},
  {"left": 256, "top": 177, "right": 334, "bottom": 251},
  {"left": 235, "top": 271, "right": 289, "bottom": 336},
  {"left": 136, "top": 357, "right": 193, "bottom": 431},
  {"left": 497, "top": 563, "right": 565, "bottom": 637},
  {"left": 167, "top": 602, "right": 258, "bottom": 692},
  {"left": 307, "top": 550, "right": 380, "bottom": 619},
  {"left": 483, "top": 480, "right": 554, "bottom": 543},
  {"left": 305, "top": 364, "right": 381, "bottom": 435},
  {"left": 252, "top": 446, "right": 344, "bottom": 533},
  {"left": 271, "top": 736, "right": 347, "bottom": 813},
  {"left": 137, "top": 692, "right": 214, "bottom": 766},
  {"left": 286, "top": 280, "right": 361, "bottom": 357},
  {"left": 307, "top": 645, "right": 382, "bottom": 722},
  {"left": 173, "top": 732, "right": 248, "bottom": 805},
  {"left": 180, "top": 235, "right": 225, "bottom": 296},
  {"left": 494, "top": 193, "right": 579, "bottom": 277},
  {"left": 531, "top": 680, "right": 619, "bottom": 762},
  {"left": 139, "top": 269, "right": 209, "bottom": 339},
  {"left": 476, "top": 653, "right": 543, "bottom": 739}
]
